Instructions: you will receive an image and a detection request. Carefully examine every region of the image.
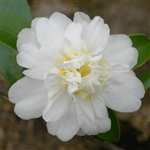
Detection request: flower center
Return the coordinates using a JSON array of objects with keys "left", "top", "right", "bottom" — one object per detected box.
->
[
  {"left": 53, "top": 50, "right": 110, "bottom": 98},
  {"left": 77, "top": 61, "right": 91, "bottom": 77}
]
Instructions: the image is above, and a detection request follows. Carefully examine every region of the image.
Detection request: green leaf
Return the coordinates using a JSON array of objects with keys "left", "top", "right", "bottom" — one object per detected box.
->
[
  {"left": 0, "top": 44, "right": 24, "bottom": 84},
  {"left": 0, "top": 0, "right": 32, "bottom": 50},
  {"left": 0, "top": 13, "right": 31, "bottom": 50},
  {"left": 129, "top": 34, "right": 150, "bottom": 69},
  {"left": 1, "top": 0, "right": 32, "bottom": 20},
  {"left": 0, "top": 0, "right": 32, "bottom": 83},
  {"left": 137, "top": 72, "right": 150, "bottom": 91},
  {"left": 97, "top": 108, "right": 120, "bottom": 142}
]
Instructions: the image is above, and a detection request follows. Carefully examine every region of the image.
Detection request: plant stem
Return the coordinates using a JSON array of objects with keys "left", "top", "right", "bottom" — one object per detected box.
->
[{"left": 85, "top": 135, "right": 125, "bottom": 150}]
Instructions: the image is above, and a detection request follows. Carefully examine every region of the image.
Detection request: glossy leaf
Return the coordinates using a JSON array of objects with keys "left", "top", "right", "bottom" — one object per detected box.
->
[
  {"left": 0, "top": 44, "right": 24, "bottom": 84},
  {"left": 0, "top": 13, "right": 31, "bottom": 50},
  {"left": 130, "top": 34, "right": 150, "bottom": 69},
  {"left": 137, "top": 72, "right": 150, "bottom": 91},
  {"left": 1, "top": 0, "right": 32, "bottom": 20},
  {"left": 0, "top": 0, "right": 32, "bottom": 50},
  {"left": 0, "top": 0, "right": 32, "bottom": 83},
  {"left": 97, "top": 108, "right": 120, "bottom": 142}
]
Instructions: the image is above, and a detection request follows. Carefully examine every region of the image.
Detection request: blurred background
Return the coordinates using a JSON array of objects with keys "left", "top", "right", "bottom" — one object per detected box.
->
[{"left": 1, "top": 0, "right": 150, "bottom": 150}]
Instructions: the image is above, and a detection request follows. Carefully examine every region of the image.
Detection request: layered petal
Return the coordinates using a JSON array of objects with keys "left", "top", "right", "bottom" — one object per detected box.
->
[
  {"left": 9, "top": 77, "right": 46, "bottom": 103},
  {"left": 75, "top": 95, "right": 95, "bottom": 122},
  {"left": 23, "top": 65, "right": 50, "bottom": 80},
  {"left": 14, "top": 90, "right": 47, "bottom": 119},
  {"left": 22, "top": 45, "right": 63, "bottom": 80},
  {"left": 46, "top": 103, "right": 79, "bottom": 141},
  {"left": 36, "top": 18, "right": 55, "bottom": 47},
  {"left": 74, "top": 12, "right": 91, "bottom": 26},
  {"left": 95, "top": 116, "right": 111, "bottom": 134},
  {"left": 102, "top": 73, "right": 144, "bottom": 112},
  {"left": 36, "top": 13, "right": 71, "bottom": 51},
  {"left": 17, "top": 18, "right": 40, "bottom": 51},
  {"left": 91, "top": 94, "right": 108, "bottom": 118},
  {"left": 43, "top": 86, "right": 72, "bottom": 122},
  {"left": 38, "top": 46, "right": 61, "bottom": 67},
  {"left": 76, "top": 106, "right": 111, "bottom": 135},
  {"left": 49, "top": 12, "right": 72, "bottom": 30},
  {"left": 74, "top": 95, "right": 110, "bottom": 135},
  {"left": 16, "top": 43, "right": 38, "bottom": 68},
  {"left": 104, "top": 35, "right": 138, "bottom": 69},
  {"left": 8, "top": 77, "right": 48, "bottom": 119},
  {"left": 81, "top": 16, "right": 110, "bottom": 53},
  {"left": 64, "top": 22, "right": 82, "bottom": 50},
  {"left": 43, "top": 74, "right": 73, "bottom": 122}
]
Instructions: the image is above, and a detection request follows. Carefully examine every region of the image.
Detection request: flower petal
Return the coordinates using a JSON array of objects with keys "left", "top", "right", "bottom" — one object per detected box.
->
[
  {"left": 74, "top": 94, "right": 110, "bottom": 135},
  {"left": 74, "top": 12, "right": 91, "bottom": 24},
  {"left": 102, "top": 73, "right": 144, "bottom": 112},
  {"left": 36, "top": 22, "right": 52, "bottom": 48},
  {"left": 43, "top": 85, "right": 72, "bottom": 122},
  {"left": 17, "top": 18, "right": 40, "bottom": 51},
  {"left": 95, "top": 117, "right": 111, "bottom": 133},
  {"left": 16, "top": 43, "right": 38, "bottom": 68},
  {"left": 46, "top": 104, "right": 79, "bottom": 141},
  {"left": 36, "top": 18, "right": 54, "bottom": 47},
  {"left": 38, "top": 46, "right": 60, "bottom": 67},
  {"left": 91, "top": 94, "right": 108, "bottom": 118},
  {"left": 36, "top": 14, "right": 70, "bottom": 50},
  {"left": 8, "top": 77, "right": 48, "bottom": 119},
  {"left": 75, "top": 95, "right": 95, "bottom": 122},
  {"left": 103, "top": 92, "right": 142, "bottom": 112},
  {"left": 56, "top": 104, "right": 79, "bottom": 141},
  {"left": 64, "top": 22, "right": 82, "bottom": 50},
  {"left": 76, "top": 105, "right": 110, "bottom": 135},
  {"left": 22, "top": 45, "right": 63, "bottom": 80},
  {"left": 106, "top": 72, "right": 145, "bottom": 98},
  {"left": 49, "top": 12, "right": 72, "bottom": 30},
  {"left": 43, "top": 74, "right": 62, "bottom": 88},
  {"left": 104, "top": 34, "right": 138, "bottom": 69},
  {"left": 82, "top": 16, "right": 110, "bottom": 53},
  {"left": 75, "top": 97, "right": 98, "bottom": 135},
  {"left": 23, "top": 65, "right": 50, "bottom": 80},
  {"left": 8, "top": 77, "right": 46, "bottom": 103},
  {"left": 14, "top": 89, "right": 47, "bottom": 119}
]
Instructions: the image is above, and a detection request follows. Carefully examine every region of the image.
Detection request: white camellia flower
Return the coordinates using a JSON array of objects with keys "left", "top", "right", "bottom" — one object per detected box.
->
[{"left": 8, "top": 12, "right": 145, "bottom": 141}]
